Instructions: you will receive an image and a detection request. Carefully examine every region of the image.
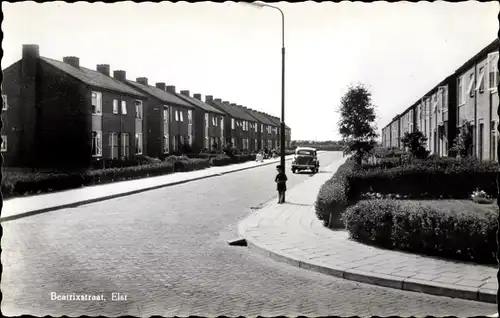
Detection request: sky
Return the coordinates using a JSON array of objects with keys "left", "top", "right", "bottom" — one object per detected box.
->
[{"left": 2, "top": 1, "right": 499, "bottom": 141}]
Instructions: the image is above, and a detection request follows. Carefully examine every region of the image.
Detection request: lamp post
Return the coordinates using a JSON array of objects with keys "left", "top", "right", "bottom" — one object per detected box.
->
[{"left": 240, "top": 1, "right": 286, "bottom": 197}]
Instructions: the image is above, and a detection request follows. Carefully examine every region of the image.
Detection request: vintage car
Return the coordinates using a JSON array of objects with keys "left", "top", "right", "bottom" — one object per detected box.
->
[{"left": 291, "top": 147, "right": 319, "bottom": 174}]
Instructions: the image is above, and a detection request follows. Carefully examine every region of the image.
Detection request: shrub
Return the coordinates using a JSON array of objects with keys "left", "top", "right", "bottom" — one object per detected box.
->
[
  {"left": 210, "top": 155, "right": 232, "bottom": 166},
  {"left": 314, "top": 159, "right": 357, "bottom": 228},
  {"left": 2, "top": 157, "right": 211, "bottom": 198},
  {"left": 343, "top": 199, "right": 498, "bottom": 264},
  {"left": 348, "top": 157, "right": 498, "bottom": 199}
]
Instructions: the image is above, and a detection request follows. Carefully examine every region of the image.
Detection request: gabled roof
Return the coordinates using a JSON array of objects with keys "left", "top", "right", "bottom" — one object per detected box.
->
[
  {"left": 41, "top": 57, "right": 146, "bottom": 97},
  {"left": 126, "top": 81, "right": 193, "bottom": 107},
  {"left": 174, "top": 94, "right": 225, "bottom": 115},
  {"left": 257, "top": 111, "right": 281, "bottom": 127},
  {"left": 210, "top": 100, "right": 255, "bottom": 121},
  {"left": 236, "top": 106, "right": 275, "bottom": 126},
  {"left": 269, "top": 115, "right": 290, "bottom": 130}
]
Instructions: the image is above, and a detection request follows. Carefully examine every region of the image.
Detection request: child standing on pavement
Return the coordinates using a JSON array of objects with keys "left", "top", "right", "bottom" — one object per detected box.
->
[{"left": 275, "top": 165, "right": 288, "bottom": 204}]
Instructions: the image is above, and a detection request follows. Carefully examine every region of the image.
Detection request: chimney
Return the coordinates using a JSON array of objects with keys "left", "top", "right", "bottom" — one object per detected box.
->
[
  {"left": 136, "top": 77, "right": 148, "bottom": 85},
  {"left": 193, "top": 93, "right": 202, "bottom": 101},
  {"left": 205, "top": 95, "right": 214, "bottom": 103},
  {"left": 156, "top": 82, "right": 166, "bottom": 90},
  {"left": 166, "top": 85, "right": 176, "bottom": 93},
  {"left": 230, "top": 103, "right": 238, "bottom": 107},
  {"left": 214, "top": 98, "right": 222, "bottom": 103},
  {"left": 223, "top": 101, "right": 230, "bottom": 104},
  {"left": 20, "top": 44, "right": 40, "bottom": 166},
  {"left": 113, "top": 70, "right": 126, "bottom": 82},
  {"left": 180, "top": 90, "right": 190, "bottom": 97},
  {"left": 96, "top": 64, "right": 110, "bottom": 76},
  {"left": 63, "top": 56, "right": 80, "bottom": 68}
]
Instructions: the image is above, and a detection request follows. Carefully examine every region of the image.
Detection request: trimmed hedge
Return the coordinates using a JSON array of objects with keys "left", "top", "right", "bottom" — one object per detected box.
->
[
  {"left": 1, "top": 153, "right": 261, "bottom": 199},
  {"left": 343, "top": 199, "right": 498, "bottom": 264},
  {"left": 314, "top": 159, "right": 357, "bottom": 228},
  {"left": 349, "top": 157, "right": 498, "bottom": 199},
  {"left": 2, "top": 156, "right": 210, "bottom": 199}
]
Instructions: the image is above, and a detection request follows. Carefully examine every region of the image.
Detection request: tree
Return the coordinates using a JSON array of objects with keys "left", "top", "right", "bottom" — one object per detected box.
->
[
  {"left": 450, "top": 119, "right": 473, "bottom": 158},
  {"left": 338, "top": 84, "right": 378, "bottom": 165},
  {"left": 400, "top": 130, "right": 430, "bottom": 159}
]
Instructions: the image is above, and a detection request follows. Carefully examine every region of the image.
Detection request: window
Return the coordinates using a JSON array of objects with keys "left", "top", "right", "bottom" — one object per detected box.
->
[
  {"left": 488, "top": 52, "right": 499, "bottom": 92},
  {"left": 231, "top": 137, "right": 236, "bottom": 147},
  {"left": 255, "top": 123, "right": 258, "bottom": 132},
  {"left": 121, "top": 133, "right": 130, "bottom": 159},
  {"left": 492, "top": 121, "right": 497, "bottom": 161},
  {"left": 477, "top": 67, "right": 485, "bottom": 93},
  {"left": 113, "top": 99, "right": 119, "bottom": 114},
  {"left": 212, "top": 116, "right": 217, "bottom": 127},
  {"left": 1, "top": 134, "right": 7, "bottom": 152},
  {"left": 467, "top": 73, "right": 475, "bottom": 98},
  {"left": 188, "top": 110, "right": 193, "bottom": 125},
  {"left": 180, "top": 111, "right": 184, "bottom": 122},
  {"left": 135, "top": 133, "right": 143, "bottom": 155},
  {"left": 121, "top": 101, "right": 127, "bottom": 115},
  {"left": 180, "top": 135, "right": 184, "bottom": 145},
  {"left": 91, "top": 91, "right": 102, "bottom": 115},
  {"left": 163, "top": 135, "right": 170, "bottom": 154},
  {"left": 231, "top": 118, "right": 235, "bottom": 130},
  {"left": 163, "top": 106, "right": 169, "bottom": 123},
  {"left": 458, "top": 76, "right": 465, "bottom": 105},
  {"left": 175, "top": 110, "right": 179, "bottom": 121},
  {"left": 135, "top": 100, "right": 143, "bottom": 119},
  {"left": 2, "top": 94, "right": 8, "bottom": 111},
  {"left": 92, "top": 131, "right": 102, "bottom": 157},
  {"left": 109, "top": 132, "right": 118, "bottom": 159},
  {"left": 261, "top": 124, "right": 264, "bottom": 133},
  {"left": 172, "top": 135, "right": 178, "bottom": 152}
]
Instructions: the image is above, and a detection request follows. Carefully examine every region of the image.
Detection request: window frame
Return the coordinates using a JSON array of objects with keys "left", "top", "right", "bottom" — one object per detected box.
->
[
  {"left": 113, "top": 99, "right": 119, "bottom": 114},
  {"left": 458, "top": 76, "right": 465, "bottom": 105},
  {"left": 92, "top": 130, "right": 103, "bottom": 157},
  {"left": 121, "top": 100, "right": 127, "bottom": 115},
  {"left": 91, "top": 91, "right": 103, "bottom": 115},
  {"left": 488, "top": 52, "right": 499, "bottom": 93},
  {"left": 109, "top": 132, "right": 118, "bottom": 159},
  {"left": 2, "top": 94, "right": 8, "bottom": 111},
  {"left": 1, "top": 134, "right": 7, "bottom": 152},
  {"left": 467, "top": 72, "right": 475, "bottom": 98},
  {"left": 135, "top": 133, "right": 143, "bottom": 155},
  {"left": 135, "top": 100, "right": 143, "bottom": 119}
]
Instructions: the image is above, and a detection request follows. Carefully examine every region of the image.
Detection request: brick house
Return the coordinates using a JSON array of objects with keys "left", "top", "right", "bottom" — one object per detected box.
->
[
  {"left": 455, "top": 39, "right": 499, "bottom": 161},
  {"left": 237, "top": 106, "right": 275, "bottom": 151},
  {"left": 1, "top": 44, "right": 148, "bottom": 171},
  {"left": 268, "top": 114, "right": 291, "bottom": 150},
  {"left": 257, "top": 111, "right": 280, "bottom": 150},
  {"left": 205, "top": 98, "right": 257, "bottom": 152},
  {"left": 172, "top": 91, "right": 226, "bottom": 153},
  {"left": 381, "top": 38, "right": 497, "bottom": 160},
  {"left": 233, "top": 104, "right": 260, "bottom": 151},
  {"left": 123, "top": 77, "right": 196, "bottom": 157}
]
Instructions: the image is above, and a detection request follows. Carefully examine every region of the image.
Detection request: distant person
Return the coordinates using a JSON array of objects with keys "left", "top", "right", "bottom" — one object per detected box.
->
[{"left": 275, "top": 165, "right": 288, "bottom": 204}]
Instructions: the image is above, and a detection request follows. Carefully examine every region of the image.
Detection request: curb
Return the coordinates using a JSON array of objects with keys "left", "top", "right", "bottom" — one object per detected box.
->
[
  {"left": 0, "top": 156, "right": 296, "bottom": 223},
  {"left": 237, "top": 215, "right": 497, "bottom": 305}
]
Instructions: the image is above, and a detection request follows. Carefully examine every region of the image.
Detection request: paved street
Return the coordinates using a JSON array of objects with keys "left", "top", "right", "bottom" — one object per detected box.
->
[{"left": 1, "top": 151, "right": 496, "bottom": 317}]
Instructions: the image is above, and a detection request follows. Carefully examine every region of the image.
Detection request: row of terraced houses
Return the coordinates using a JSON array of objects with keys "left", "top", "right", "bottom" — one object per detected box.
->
[
  {"left": 1, "top": 45, "right": 292, "bottom": 171},
  {"left": 381, "top": 38, "right": 499, "bottom": 161}
]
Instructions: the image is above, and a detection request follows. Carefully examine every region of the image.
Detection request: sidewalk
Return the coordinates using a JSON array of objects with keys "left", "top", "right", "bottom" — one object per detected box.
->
[
  {"left": 1, "top": 154, "right": 297, "bottom": 222},
  {"left": 238, "top": 159, "right": 498, "bottom": 304}
]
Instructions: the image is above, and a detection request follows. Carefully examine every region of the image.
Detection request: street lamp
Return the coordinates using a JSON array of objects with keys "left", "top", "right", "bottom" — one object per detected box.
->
[{"left": 240, "top": 1, "right": 287, "bottom": 198}]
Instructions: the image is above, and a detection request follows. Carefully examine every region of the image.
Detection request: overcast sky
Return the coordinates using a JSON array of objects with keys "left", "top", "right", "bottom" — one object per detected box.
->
[{"left": 2, "top": 1, "right": 498, "bottom": 141}]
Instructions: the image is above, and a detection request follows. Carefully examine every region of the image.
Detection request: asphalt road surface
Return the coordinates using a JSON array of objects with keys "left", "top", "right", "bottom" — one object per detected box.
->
[{"left": 2, "top": 151, "right": 496, "bottom": 317}]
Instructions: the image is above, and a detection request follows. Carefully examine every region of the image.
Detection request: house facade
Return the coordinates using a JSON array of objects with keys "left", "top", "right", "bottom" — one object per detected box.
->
[
  {"left": 172, "top": 91, "right": 226, "bottom": 152},
  {"left": 256, "top": 111, "right": 279, "bottom": 150},
  {"left": 238, "top": 106, "right": 276, "bottom": 151},
  {"left": 1, "top": 44, "right": 148, "bottom": 171},
  {"left": 381, "top": 38, "right": 497, "bottom": 161},
  {"left": 123, "top": 77, "right": 196, "bottom": 157}
]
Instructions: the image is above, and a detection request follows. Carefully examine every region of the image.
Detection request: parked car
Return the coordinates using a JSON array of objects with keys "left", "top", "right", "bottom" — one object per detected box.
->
[{"left": 291, "top": 147, "right": 319, "bottom": 174}]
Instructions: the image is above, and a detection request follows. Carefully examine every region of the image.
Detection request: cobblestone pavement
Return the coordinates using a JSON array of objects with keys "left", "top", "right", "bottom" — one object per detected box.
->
[{"left": 1, "top": 152, "right": 496, "bottom": 317}]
